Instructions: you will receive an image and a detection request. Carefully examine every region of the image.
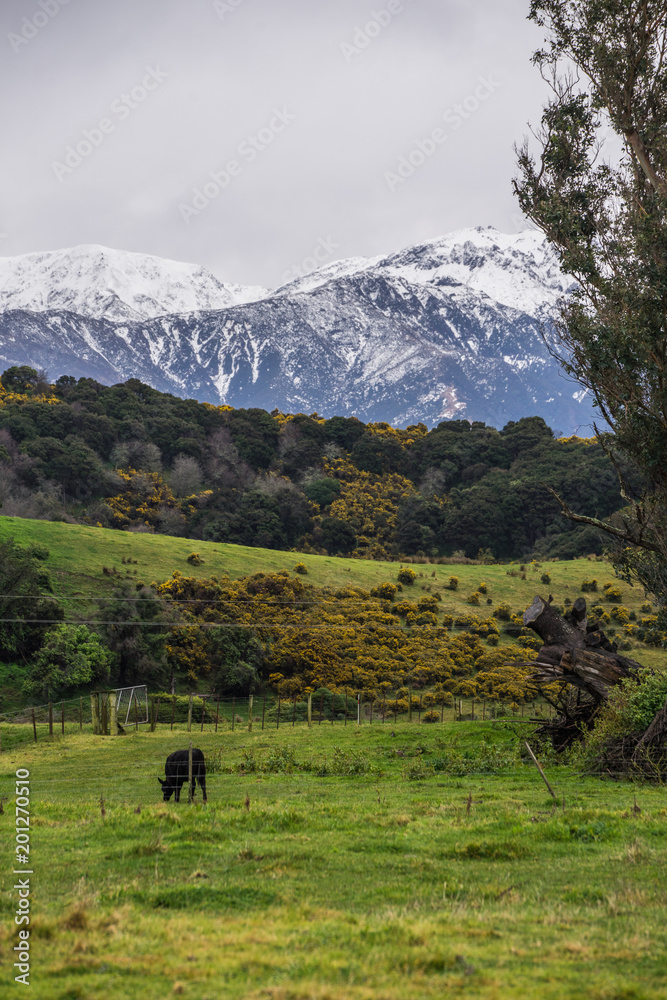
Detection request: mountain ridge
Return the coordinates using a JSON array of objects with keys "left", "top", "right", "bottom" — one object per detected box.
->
[{"left": 0, "top": 227, "right": 593, "bottom": 435}]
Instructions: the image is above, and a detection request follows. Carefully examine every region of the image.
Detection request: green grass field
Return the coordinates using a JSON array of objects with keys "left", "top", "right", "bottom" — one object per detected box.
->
[
  {"left": 0, "top": 721, "right": 666, "bottom": 999},
  {"left": 0, "top": 513, "right": 664, "bottom": 670}
]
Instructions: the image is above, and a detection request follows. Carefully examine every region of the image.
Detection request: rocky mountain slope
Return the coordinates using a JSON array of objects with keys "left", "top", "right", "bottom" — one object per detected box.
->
[{"left": 0, "top": 228, "right": 594, "bottom": 434}]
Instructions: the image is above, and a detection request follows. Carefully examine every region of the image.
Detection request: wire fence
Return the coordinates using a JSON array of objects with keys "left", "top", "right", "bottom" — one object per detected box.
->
[{"left": 0, "top": 689, "right": 554, "bottom": 753}]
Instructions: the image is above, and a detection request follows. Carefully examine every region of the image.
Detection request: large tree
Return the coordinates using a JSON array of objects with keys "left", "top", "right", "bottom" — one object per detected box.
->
[{"left": 514, "top": 0, "right": 667, "bottom": 607}]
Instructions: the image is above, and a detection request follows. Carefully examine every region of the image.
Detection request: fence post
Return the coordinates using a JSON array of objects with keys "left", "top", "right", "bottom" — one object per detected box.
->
[
  {"left": 32, "top": 709, "right": 37, "bottom": 743},
  {"left": 201, "top": 696, "right": 206, "bottom": 732},
  {"left": 232, "top": 697, "right": 235, "bottom": 731},
  {"left": 152, "top": 697, "right": 160, "bottom": 733},
  {"left": 307, "top": 693, "right": 312, "bottom": 728},
  {"left": 79, "top": 696, "right": 83, "bottom": 732},
  {"left": 109, "top": 691, "right": 118, "bottom": 737},
  {"left": 368, "top": 693, "right": 372, "bottom": 725},
  {"left": 382, "top": 692, "right": 386, "bottom": 724},
  {"left": 472, "top": 698, "right": 475, "bottom": 721},
  {"left": 331, "top": 691, "right": 335, "bottom": 725},
  {"left": 483, "top": 700, "right": 486, "bottom": 721},
  {"left": 61, "top": 700, "right": 65, "bottom": 735},
  {"left": 357, "top": 693, "right": 361, "bottom": 726},
  {"left": 261, "top": 694, "right": 266, "bottom": 731},
  {"left": 101, "top": 694, "right": 108, "bottom": 735},
  {"left": 319, "top": 693, "right": 324, "bottom": 725},
  {"left": 344, "top": 689, "right": 348, "bottom": 726},
  {"left": 188, "top": 741, "right": 193, "bottom": 805},
  {"left": 187, "top": 694, "right": 193, "bottom": 733},
  {"left": 408, "top": 689, "right": 412, "bottom": 723},
  {"left": 48, "top": 701, "right": 53, "bottom": 739},
  {"left": 215, "top": 696, "right": 220, "bottom": 733},
  {"left": 248, "top": 695, "right": 253, "bottom": 732},
  {"left": 171, "top": 697, "right": 175, "bottom": 731},
  {"left": 90, "top": 694, "right": 100, "bottom": 735},
  {"left": 277, "top": 696, "right": 281, "bottom": 728}
]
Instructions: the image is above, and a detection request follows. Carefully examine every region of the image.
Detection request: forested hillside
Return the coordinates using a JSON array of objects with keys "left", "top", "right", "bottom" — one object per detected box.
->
[{"left": 0, "top": 366, "right": 630, "bottom": 561}]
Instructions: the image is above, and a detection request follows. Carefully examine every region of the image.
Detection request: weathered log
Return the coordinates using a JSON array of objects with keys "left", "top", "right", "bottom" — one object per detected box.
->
[{"left": 523, "top": 595, "right": 586, "bottom": 648}]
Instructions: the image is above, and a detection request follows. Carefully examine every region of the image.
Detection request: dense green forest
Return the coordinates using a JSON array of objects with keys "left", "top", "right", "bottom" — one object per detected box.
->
[{"left": 0, "top": 365, "right": 630, "bottom": 561}]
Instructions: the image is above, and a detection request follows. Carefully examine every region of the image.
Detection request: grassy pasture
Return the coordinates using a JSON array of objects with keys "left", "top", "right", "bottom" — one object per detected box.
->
[
  {"left": 0, "top": 513, "right": 664, "bottom": 670},
  {"left": 1, "top": 722, "right": 666, "bottom": 999}
]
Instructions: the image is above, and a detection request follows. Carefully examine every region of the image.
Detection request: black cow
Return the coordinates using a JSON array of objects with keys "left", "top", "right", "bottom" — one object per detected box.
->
[{"left": 158, "top": 748, "right": 207, "bottom": 802}]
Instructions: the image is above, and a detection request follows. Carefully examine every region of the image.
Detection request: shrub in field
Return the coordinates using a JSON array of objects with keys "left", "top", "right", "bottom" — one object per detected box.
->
[
  {"left": 417, "top": 595, "right": 439, "bottom": 614},
  {"left": 610, "top": 605, "right": 630, "bottom": 625},
  {"left": 186, "top": 552, "right": 203, "bottom": 565},
  {"left": 604, "top": 586, "right": 623, "bottom": 603},
  {"left": 422, "top": 709, "right": 441, "bottom": 723},
  {"left": 293, "top": 562, "right": 308, "bottom": 574},
  {"left": 371, "top": 581, "right": 398, "bottom": 601},
  {"left": 581, "top": 579, "right": 598, "bottom": 592},
  {"left": 495, "top": 602, "right": 512, "bottom": 620},
  {"left": 541, "top": 572, "right": 551, "bottom": 585},
  {"left": 448, "top": 576, "right": 459, "bottom": 591},
  {"left": 397, "top": 566, "right": 417, "bottom": 585},
  {"left": 467, "top": 592, "right": 481, "bottom": 605},
  {"left": 478, "top": 582, "right": 488, "bottom": 594}
]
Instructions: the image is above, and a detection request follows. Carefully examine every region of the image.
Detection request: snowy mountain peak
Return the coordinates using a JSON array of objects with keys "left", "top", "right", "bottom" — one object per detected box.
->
[{"left": 0, "top": 244, "right": 269, "bottom": 322}]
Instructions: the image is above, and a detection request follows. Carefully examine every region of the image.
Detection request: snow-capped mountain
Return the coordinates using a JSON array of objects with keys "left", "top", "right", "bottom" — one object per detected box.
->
[
  {"left": 0, "top": 227, "right": 593, "bottom": 434},
  {"left": 0, "top": 244, "right": 267, "bottom": 322}
]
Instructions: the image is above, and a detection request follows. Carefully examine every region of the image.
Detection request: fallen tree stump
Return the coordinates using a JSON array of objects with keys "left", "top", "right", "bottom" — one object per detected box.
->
[{"left": 517, "top": 595, "right": 642, "bottom": 750}]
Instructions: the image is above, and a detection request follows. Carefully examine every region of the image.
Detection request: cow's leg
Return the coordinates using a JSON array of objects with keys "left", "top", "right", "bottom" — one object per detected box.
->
[
  {"left": 174, "top": 783, "right": 180, "bottom": 803},
  {"left": 199, "top": 774, "right": 207, "bottom": 802}
]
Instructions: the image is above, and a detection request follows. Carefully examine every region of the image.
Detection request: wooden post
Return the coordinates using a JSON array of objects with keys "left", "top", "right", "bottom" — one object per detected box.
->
[
  {"left": 344, "top": 689, "right": 348, "bottom": 726},
  {"left": 201, "top": 696, "right": 206, "bottom": 732},
  {"left": 483, "top": 700, "right": 486, "bottom": 721},
  {"left": 48, "top": 701, "right": 53, "bottom": 739},
  {"left": 292, "top": 694, "right": 296, "bottom": 727},
  {"left": 472, "top": 698, "right": 475, "bottom": 721},
  {"left": 277, "top": 696, "right": 281, "bottom": 728},
  {"left": 307, "top": 693, "right": 312, "bottom": 728},
  {"left": 79, "top": 696, "right": 83, "bottom": 732},
  {"left": 154, "top": 697, "right": 161, "bottom": 732},
  {"left": 261, "top": 694, "right": 266, "bottom": 731},
  {"left": 331, "top": 691, "right": 335, "bottom": 725},
  {"left": 90, "top": 694, "right": 100, "bottom": 735},
  {"left": 188, "top": 741, "right": 193, "bottom": 805},
  {"left": 231, "top": 697, "right": 235, "bottom": 731},
  {"left": 32, "top": 708, "right": 37, "bottom": 743},
  {"left": 215, "top": 696, "right": 220, "bottom": 732},
  {"left": 187, "top": 694, "right": 193, "bottom": 732},
  {"left": 418, "top": 695, "right": 422, "bottom": 724},
  {"left": 101, "top": 694, "right": 108, "bottom": 735},
  {"left": 150, "top": 696, "right": 155, "bottom": 732},
  {"left": 248, "top": 695, "right": 253, "bottom": 732},
  {"left": 318, "top": 693, "right": 324, "bottom": 725},
  {"left": 134, "top": 695, "right": 138, "bottom": 732},
  {"left": 171, "top": 696, "right": 175, "bottom": 731},
  {"left": 408, "top": 689, "right": 412, "bottom": 723},
  {"left": 357, "top": 692, "right": 361, "bottom": 726},
  {"left": 61, "top": 700, "right": 65, "bottom": 735},
  {"left": 525, "top": 741, "right": 558, "bottom": 800},
  {"left": 382, "top": 692, "right": 386, "bottom": 724},
  {"left": 394, "top": 698, "right": 398, "bottom": 724},
  {"left": 109, "top": 691, "right": 118, "bottom": 737}
]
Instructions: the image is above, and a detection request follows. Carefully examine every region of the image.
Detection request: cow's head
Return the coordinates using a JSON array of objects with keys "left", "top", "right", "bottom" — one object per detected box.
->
[{"left": 157, "top": 777, "right": 174, "bottom": 802}]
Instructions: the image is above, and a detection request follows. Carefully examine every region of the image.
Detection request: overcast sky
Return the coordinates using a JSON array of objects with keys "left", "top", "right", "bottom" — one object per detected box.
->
[{"left": 1, "top": 0, "right": 550, "bottom": 288}]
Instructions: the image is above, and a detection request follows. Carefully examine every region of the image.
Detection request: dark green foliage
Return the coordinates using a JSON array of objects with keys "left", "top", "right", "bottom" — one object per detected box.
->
[
  {"left": 0, "top": 371, "right": 631, "bottom": 561},
  {"left": 303, "top": 477, "right": 341, "bottom": 507},
  {"left": 0, "top": 538, "right": 63, "bottom": 662},
  {"left": 514, "top": 1, "right": 667, "bottom": 607},
  {"left": 319, "top": 518, "right": 357, "bottom": 555}
]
